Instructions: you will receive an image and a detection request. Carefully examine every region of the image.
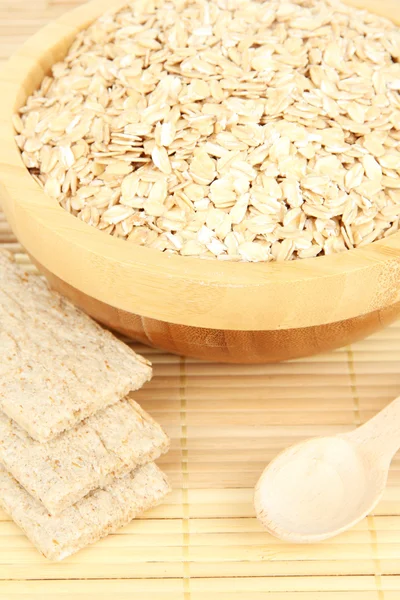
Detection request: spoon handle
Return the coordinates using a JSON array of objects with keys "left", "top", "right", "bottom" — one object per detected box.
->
[{"left": 345, "top": 395, "right": 400, "bottom": 463}]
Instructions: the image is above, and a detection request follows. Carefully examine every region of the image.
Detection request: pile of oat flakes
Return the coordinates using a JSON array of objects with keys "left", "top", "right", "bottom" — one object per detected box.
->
[{"left": 15, "top": 0, "right": 400, "bottom": 261}]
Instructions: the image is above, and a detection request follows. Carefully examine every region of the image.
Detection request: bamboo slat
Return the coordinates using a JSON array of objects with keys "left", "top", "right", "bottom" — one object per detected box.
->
[{"left": 2, "top": 1, "right": 400, "bottom": 598}]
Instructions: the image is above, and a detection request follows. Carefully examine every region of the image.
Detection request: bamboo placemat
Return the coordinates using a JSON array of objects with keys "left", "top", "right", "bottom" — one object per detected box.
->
[{"left": 2, "top": 1, "right": 400, "bottom": 598}]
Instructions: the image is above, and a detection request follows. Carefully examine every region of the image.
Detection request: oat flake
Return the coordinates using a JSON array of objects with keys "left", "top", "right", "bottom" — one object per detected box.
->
[{"left": 17, "top": 0, "right": 400, "bottom": 262}]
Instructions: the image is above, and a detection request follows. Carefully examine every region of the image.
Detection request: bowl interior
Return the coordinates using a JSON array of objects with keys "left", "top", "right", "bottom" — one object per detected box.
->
[{"left": 1, "top": 0, "right": 400, "bottom": 332}]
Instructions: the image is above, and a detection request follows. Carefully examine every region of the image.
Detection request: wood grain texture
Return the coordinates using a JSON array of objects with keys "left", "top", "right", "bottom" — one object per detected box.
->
[
  {"left": 4, "top": 221, "right": 400, "bottom": 597},
  {"left": 28, "top": 257, "right": 400, "bottom": 362},
  {"left": 1, "top": 0, "right": 400, "bottom": 362},
  {"left": 1, "top": 1, "right": 400, "bottom": 598}
]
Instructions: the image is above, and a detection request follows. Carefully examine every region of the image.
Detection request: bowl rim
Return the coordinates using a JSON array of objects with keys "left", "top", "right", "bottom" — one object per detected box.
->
[{"left": 0, "top": 0, "right": 400, "bottom": 331}]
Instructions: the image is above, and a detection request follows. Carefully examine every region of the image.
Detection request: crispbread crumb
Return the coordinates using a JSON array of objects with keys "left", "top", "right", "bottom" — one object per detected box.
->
[
  {"left": 0, "top": 462, "right": 170, "bottom": 561},
  {"left": 0, "top": 250, "right": 152, "bottom": 442},
  {"left": 0, "top": 398, "right": 169, "bottom": 515}
]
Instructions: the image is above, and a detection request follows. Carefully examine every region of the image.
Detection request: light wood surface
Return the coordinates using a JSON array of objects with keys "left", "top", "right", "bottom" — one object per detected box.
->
[
  {"left": 4, "top": 205, "right": 400, "bottom": 596},
  {"left": 1, "top": 0, "right": 400, "bottom": 362},
  {"left": 2, "top": 3, "right": 400, "bottom": 598},
  {"left": 28, "top": 258, "right": 400, "bottom": 362}
]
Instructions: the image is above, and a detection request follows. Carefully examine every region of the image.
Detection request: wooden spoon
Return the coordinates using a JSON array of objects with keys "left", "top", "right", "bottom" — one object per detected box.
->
[{"left": 254, "top": 396, "right": 400, "bottom": 543}]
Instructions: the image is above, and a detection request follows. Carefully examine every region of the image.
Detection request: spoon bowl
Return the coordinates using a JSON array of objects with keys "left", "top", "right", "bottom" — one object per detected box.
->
[
  {"left": 255, "top": 394, "right": 400, "bottom": 543},
  {"left": 254, "top": 435, "right": 388, "bottom": 543}
]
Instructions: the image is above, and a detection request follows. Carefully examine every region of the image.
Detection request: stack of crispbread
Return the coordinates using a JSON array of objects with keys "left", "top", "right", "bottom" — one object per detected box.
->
[{"left": 0, "top": 251, "right": 170, "bottom": 560}]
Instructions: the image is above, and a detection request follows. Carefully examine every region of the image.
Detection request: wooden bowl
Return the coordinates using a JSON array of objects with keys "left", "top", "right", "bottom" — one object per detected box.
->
[{"left": 1, "top": 0, "right": 400, "bottom": 363}]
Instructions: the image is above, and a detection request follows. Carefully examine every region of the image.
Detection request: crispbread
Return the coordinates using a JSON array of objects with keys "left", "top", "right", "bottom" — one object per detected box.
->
[
  {"left": 0, "top": 398, "right": 170, "bottom": 515},
  {"left": 0, "top": 251, "right": 152, "bottom": 442},
  {"left": 0, "top": 462, "right": 170, "bottom": 561}
]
